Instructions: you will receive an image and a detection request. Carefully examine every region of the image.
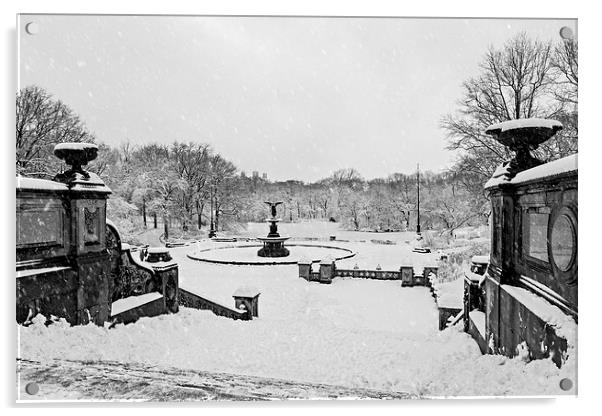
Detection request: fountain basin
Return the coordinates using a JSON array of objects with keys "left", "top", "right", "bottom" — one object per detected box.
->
[
  {"left": 188, "top": 243, "right": 356, "bottom": 265},
  {"left": 257, "top": 236, "right": 291, "bottom": 257}
]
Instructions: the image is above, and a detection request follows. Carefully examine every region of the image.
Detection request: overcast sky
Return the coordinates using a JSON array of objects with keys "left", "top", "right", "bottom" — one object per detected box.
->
[{"left": 19, "top": 15, "right": 576, "bottom": 182}]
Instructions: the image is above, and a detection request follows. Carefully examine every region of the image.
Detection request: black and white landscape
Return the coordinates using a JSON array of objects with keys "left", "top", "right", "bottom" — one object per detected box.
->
[{"left": 16, "top": 15, "right": 578, "bottom": 400}]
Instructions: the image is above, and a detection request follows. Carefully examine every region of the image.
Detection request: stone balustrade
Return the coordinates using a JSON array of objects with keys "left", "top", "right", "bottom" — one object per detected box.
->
[
  {"left": 179, "top": 288, "right": 251, "bottom": 320},
  {"left": 298, "top": 260, "right": 437, "bottom": 287}
]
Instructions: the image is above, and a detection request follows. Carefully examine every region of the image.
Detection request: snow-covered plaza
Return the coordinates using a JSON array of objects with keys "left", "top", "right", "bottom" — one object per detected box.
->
[{"left": 18, "top": 224, "right": 575, "bottom": 397}]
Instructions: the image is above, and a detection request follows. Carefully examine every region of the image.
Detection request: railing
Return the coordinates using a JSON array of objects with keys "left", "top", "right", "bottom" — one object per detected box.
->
[
  {"left": 106, "top": 222, "right": 179, "bottom": 318},
  {"left": 179, "top": 288, "right": 250, "bottom": 320},
  {"left": 299, "top": 261, "right": 437, "bottom": 286},
  {"left": 336, "top": 269, "right": 403, "bottom": 280},
  {"left": 464, "top": 271, "right": 486, "bottom": 312},
  {"left": 425, "top": 270, "right": 465, "bottom": 331},
  {"left": 107, "top": 224, "right": 159, "bottom": 299}
]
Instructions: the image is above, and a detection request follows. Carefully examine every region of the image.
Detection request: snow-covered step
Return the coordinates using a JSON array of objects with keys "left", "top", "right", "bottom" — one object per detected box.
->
[
  {"left": 111, "top": 292, "right": 166, "bottom": 325},
  {"left": 467, "top": 310, "right": 488, "bottom": 354}
]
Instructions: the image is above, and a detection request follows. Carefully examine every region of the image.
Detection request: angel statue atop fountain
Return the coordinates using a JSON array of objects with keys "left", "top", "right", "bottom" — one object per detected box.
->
[{"left": 264, "top": 201, "right": 283, "bottom": 219}]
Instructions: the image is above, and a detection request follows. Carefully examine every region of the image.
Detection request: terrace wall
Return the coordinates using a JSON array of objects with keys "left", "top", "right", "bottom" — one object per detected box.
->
[{"left": 300, "top": 261, "right": 437, "bottom": 286}]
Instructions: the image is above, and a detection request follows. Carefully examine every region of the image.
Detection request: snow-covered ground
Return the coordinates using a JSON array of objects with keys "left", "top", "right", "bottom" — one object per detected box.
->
[
  {"left": 18, "top": 241, "right": 576, "bottom": 397},
  {"left": 177, "top": 241, "right": 437, "bottom": 305},
  {"left": 231, "top": 221, "right": 417, "bottom": 244}
]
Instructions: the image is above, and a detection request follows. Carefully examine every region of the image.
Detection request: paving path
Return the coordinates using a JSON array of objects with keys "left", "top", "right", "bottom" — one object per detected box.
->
[{"left": 17, "top": 359, "right": 415, "bottom": 401}]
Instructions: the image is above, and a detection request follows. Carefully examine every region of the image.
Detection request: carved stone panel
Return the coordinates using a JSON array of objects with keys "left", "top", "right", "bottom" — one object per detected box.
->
[
  {"left": 16, "top": 196, "right": 69, "bottom": 262},
  {"left": 84, "top": 207, "right": 100, "bottom": 245},
  {"left": 17, "top": 209, "right": 63, "bottom": 247},
  {"left": 74, "top": 199, "right": 106, "bottom": 254}
]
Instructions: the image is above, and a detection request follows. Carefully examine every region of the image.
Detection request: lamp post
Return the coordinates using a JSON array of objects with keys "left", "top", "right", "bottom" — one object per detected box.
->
[
  {"left": 208, "top": 181, "right": 216, "bottom": 238},
  {"left": 416, "top": 163, "right": 421, "bottom": 235}
]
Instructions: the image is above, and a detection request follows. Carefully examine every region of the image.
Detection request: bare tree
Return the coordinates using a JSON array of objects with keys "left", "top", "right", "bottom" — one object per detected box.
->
[
  {"left": 171, "top": 142, "right": 211, "bottom": 231},
  {"left": 428, "top": 187, "right": 482, "bottom": 236},
  {"left": 150, "top": 172, "right": 185, "bottom": 240},
  {"left": 209, "top": 154, "right": 239, "bottom": 231},
  {"left": 132, "top": 144, "right": 178, "bottom": 238},
  {"left": 328, "top": 168, "right": 364, "bottom": 216},
  {"left": 89, "top": 143, "right": 119, "bottom": 177},
  {"left": 16, "top": 86, "right": 96, "bottom": 176},
  {"left": 316, "top": 188, "right": 331, "bottom": 219},
  {"left": 441, "top": 32, "right": 578, "bottom": 198},
  {"left": 551, "top": 38, "right": 578, "bottom": 106},
  {"left": 544, "top": 37, "right": 578, "bottom": 158},
  {"left": 346, "top": 192, "right": 364, "bottom": 231},
  {"left": 331, "top": 168, "right": 364, "bottom": 186}
]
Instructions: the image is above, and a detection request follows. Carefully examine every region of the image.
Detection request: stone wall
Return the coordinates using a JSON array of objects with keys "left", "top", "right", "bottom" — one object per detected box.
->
[
  {"left": 482, "top": 154, "right": 577, "bottom": 368},
  {"left": 486, "top": 282, "right": 571, "bottom": 367}
]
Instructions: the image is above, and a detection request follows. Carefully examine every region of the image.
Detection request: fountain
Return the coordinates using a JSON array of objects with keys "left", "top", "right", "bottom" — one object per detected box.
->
[
  {"left": 257, "top": 201, "right": 290, "bottom": 257},
  {"left": 189, "top": 201, "right": 356, "bottom": 265}
]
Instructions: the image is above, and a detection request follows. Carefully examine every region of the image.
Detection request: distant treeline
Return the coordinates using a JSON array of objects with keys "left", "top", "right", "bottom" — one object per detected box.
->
[{"left": 100, "top": 142, "right": 491, "bottom": 238}]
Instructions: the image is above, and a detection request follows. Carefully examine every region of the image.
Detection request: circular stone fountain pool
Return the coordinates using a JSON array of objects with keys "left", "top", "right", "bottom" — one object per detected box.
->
[{"left": 187, "top": 243, "right": 356, "bottom": 265}]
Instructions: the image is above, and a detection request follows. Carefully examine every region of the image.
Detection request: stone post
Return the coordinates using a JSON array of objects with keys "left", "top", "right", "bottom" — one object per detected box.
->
[
  {"left": 146, "top": 247, "right": 173, "bottom": 263},
  {"left": 319, "top": 258, "right": 335, "bottom": 284},
  {"left": 53, "top": 143, "right": 113, "bottom": 325},
  {"left": 298, "top": 258, "right": 312, "bottom": 281},
  {"left": 423, "top": 266, "right": 439, "bottom": 279},
  {"left": 233, "top": 287, "right": 261, "bottom": 319},
  {"left": 146, "top": 248, "right": 179, "bottom": 314},
  {"left": 400, "top": 266, "right": 414, "bottom": 287}
]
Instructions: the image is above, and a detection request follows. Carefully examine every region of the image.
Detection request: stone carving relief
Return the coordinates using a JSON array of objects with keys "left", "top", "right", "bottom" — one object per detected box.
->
[{"left": 84, "top": 207, "right": 100, "bottom": 245}]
